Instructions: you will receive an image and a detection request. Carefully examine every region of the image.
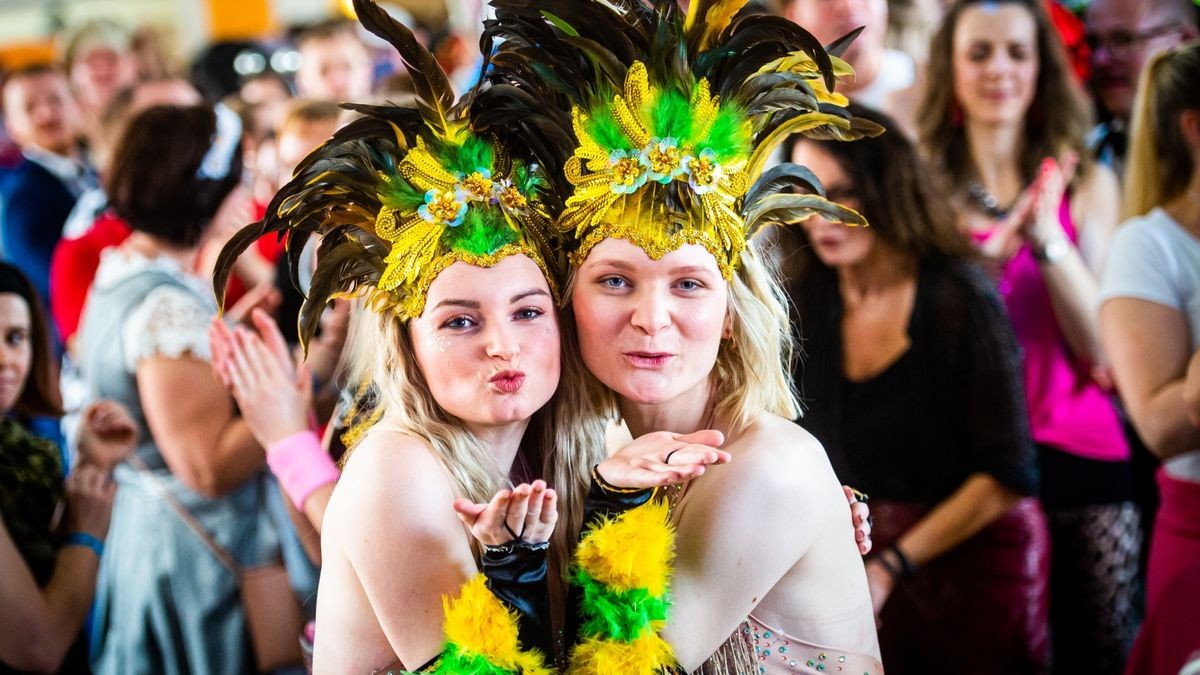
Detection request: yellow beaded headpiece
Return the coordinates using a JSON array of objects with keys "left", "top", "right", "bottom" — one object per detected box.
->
[
  {"left": 482, "top": 0, "right": 883, "bottom": 277},
  {"left": 215, "top": 0, "right": 559, "bottom": 349}
]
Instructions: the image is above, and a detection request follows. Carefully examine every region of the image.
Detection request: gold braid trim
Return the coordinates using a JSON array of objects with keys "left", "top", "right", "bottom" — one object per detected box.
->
[
  {"left": 397, "top": 243, "right": 560, "bottom": 320},
  {"left": 569, "top": 222, "right": 734, "bottom": 280}
]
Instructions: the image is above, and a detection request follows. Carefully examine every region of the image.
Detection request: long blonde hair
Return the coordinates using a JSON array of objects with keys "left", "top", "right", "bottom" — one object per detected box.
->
[
  {"left": 1123, "top": 43, "right": 1200, "bottom": 220},
  {"left": 715, "top": 240, "right": 800, "bottom": 432}
]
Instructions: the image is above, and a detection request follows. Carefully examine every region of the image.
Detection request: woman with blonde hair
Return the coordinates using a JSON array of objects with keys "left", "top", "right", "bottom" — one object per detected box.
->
[
  {"left": 1100, "top": 42, "right": 1200, "bottom": 675},
  {"left": 212, "top": 2, "right": 729, "bottom": 671},
  {"left": 918, "top": 0, "right": 1137, "bottom": 670},
  {"left": 471, "top": 2, "right": 883, "bottom": 672}
]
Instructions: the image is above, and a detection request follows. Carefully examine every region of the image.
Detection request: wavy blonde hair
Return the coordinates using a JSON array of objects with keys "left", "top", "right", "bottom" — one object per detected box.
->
[
  {"left": 1123, "top": 43, "right": 1200, "bottom": 221},
  {"left": 345, "top": 297, "right": 608, "bottom": 578},
  {"left": 564, "top": 237, "right": 799, "bottom": 437}
]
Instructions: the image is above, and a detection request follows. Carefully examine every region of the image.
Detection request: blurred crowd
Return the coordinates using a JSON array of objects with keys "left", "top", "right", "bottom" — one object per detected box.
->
[{"left": 0, "top": 0, "right": 1197, "bottom": 673}]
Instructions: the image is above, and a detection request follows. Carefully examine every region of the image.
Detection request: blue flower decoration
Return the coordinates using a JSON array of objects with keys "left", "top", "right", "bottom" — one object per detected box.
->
[
  {"left": 608, "top": 149, "right": 649, "bottom": 195},
  {"left": 682, "top": 148, "right": 724, "bottom": 195},
  {"left": 419, "top": 188, "right": 468, "bottom": 227}
]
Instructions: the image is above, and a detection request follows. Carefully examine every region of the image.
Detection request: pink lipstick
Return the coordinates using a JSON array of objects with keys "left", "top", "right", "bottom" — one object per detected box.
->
[{"left": 489, "top": 370, "right": 526, "bottom": 393}]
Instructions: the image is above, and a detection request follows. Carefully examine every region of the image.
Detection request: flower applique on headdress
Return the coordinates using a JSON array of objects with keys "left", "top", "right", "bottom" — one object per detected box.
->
[
  {"left": 214, "top": 0, "right": 560, "bottom": 349},
  {"left": 479, "top": 0, "right": 885, "bottom": 278}
]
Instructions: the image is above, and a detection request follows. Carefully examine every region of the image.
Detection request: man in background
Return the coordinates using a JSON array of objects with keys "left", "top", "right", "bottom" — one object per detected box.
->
[{"left": 1086, "top": 0, "right": 1197, "bottom": 177}]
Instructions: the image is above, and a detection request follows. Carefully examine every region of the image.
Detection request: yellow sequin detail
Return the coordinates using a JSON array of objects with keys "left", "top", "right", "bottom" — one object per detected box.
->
[
  {"left": 498, "top": 185, "right": 528, "bottom": 210},
  {"left": 646, "top": 144, "right": 681, "bottom": 176},
  {"left": 561, "top": 60, "right": 754, "bottom": 276},
  {"left": 459, "top": 171, "right": 494, "bottom": 201}
]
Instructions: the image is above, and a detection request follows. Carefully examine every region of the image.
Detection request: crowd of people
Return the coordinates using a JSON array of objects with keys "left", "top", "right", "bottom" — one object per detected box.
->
[{"left": 0, "top": 0, "right": 1196, "bottom": 673}]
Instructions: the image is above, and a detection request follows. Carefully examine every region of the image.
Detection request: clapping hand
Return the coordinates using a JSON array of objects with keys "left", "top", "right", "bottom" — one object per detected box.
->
[
  {"left": 210, "top": 308, "right": 312, "bottom": 448},
  {"left": 77, "top": 400, "right": 137, "bottom": 473}
]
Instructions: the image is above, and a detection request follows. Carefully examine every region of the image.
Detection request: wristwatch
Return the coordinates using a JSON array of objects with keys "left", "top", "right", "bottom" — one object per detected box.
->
[{"left": 1033, "top": 236, "right": 1071, "bottom": 264}]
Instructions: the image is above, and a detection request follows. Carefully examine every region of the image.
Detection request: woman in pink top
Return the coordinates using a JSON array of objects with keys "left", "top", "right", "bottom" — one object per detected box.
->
[{"left": 918, "top": 1, "right": 1136, "bottom": 673}]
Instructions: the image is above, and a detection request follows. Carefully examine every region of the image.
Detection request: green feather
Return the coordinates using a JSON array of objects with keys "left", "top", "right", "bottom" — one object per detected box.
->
[
  {"left": 512, "top": 161, "right": 546, "bottom": 195},
  {"left": 587, "top": 102, "right": 634, "bottom": 152},
  {"left": 701, "top": 104, "right": 751, "bottom": 162},
  {"left": 540, "top": 10, "right": 581, "bottom": 37},
  {"left": 445, "top": 134, "right": 495, "bottom": 176},
  {"left": 649, "top": 88, "right": 693, "bottom": 141},
  {"left": 442, "top": 207, "right": 520, "bottom": 256},
  {"left": 424, "top": 643, "right": 513, "bottom": 675},
  {"left": 572, "top": 568, "right": 671, "bottom": 643},
  {"left": 378, "top": 172, "right": 427, "bottom": 211}
]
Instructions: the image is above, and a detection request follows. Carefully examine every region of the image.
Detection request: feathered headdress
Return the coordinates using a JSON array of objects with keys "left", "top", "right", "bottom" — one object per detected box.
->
[
  {"left": 214, "top": 0, "right": 560, "bottom": 348},
  {"left": 476, "top": 0, "right": 884, "bottom": 278}
]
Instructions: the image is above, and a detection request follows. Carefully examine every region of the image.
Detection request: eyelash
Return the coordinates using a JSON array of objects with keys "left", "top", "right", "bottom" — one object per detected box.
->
[
  {"left": 442, "top": 316, "right": 475, "bottom": 330},
  {"left": 439, "top": 307, "right": 545, "bottom": 330},
  {"left": 597, "top": 276, "right": 706, "bottom": 292}
]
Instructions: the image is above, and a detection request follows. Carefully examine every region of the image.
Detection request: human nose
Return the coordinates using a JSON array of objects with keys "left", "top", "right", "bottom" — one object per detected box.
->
[
  {"left": 484, "top": 319, "right": 520, "bottom": 360},
  {"left": 630, "top": 286, "right": 672, "bottom": 336}
]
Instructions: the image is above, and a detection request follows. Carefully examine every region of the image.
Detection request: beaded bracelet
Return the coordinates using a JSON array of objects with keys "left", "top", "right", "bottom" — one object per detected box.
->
[
  {"left": 64, "top": 532, "right": 104, "bottom": 559},
  {"left": 590, "top": 464, "right": 648, "bottom": 495}
]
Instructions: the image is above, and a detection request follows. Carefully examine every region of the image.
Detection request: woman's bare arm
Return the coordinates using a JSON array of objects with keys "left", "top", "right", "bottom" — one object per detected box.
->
[
  {"left": 0, "top": 466, "right": 114, "bottom": 672},
  {"left": 1101, "top": 298, "right": 1200, "bottom": 459},
  {"left": 137, "top": 356, "right": 264, "bottom": 498}
]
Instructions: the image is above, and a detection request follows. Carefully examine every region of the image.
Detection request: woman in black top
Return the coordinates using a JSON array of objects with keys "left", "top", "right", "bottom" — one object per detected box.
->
[{"left": 783, "top": 106, "right": 1048, "bottom": 674}]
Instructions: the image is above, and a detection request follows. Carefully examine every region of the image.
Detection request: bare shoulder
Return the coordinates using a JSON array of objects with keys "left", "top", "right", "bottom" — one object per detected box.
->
[
  {"left": 324, "top": 425, "right": 460, "bottom": 547},
  {"left": 704, "top": 414, "right": 840, "bottom": 511},
  {"left": 729, "top": 414, "right": 831, "bottom": 476}
]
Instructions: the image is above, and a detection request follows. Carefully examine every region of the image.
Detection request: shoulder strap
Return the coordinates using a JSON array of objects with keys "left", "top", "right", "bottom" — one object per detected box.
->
[{"left": 126, "top": 453, "right": 243, "bottom": 579}]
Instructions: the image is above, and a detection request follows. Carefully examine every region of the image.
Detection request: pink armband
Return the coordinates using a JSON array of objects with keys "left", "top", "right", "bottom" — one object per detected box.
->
[{"left": 266, "top": 430, "right": 339, "bottom": 511}]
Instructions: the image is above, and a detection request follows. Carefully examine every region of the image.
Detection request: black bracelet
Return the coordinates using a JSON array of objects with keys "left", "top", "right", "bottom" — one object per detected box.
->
[
  {"left": 875, "top": 551, "right": 902, "bottom": 580},
  {"left": 889, "top": 543, "right": 918, "bottom": 578}
]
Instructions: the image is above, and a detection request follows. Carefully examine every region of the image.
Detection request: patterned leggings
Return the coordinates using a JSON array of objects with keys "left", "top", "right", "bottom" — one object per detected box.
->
[{"left": 1046, "top": 502, "right": 1142, "bottom": 675}]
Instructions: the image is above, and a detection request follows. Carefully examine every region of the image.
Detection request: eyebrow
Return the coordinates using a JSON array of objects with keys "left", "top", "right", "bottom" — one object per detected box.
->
[
  {"left": 590, "top": 258, "right": 634, "bottom": 270},
  {"left": 669, "top": 265, "right": 716, "bottom": 276},
  {"left": 510, "top": 288, "right": 550, "bottom": 303},
  {"left": 432, "top": 288, "right": 549, "bottom": 310},
  {"left": 433, "top": 298, "right": 481, "bottom": 310}
]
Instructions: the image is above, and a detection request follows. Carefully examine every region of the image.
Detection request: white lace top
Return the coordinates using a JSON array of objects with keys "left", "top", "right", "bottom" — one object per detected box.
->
[{"left": 91, "top": 249, "right": 216, "bottom": 372}]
